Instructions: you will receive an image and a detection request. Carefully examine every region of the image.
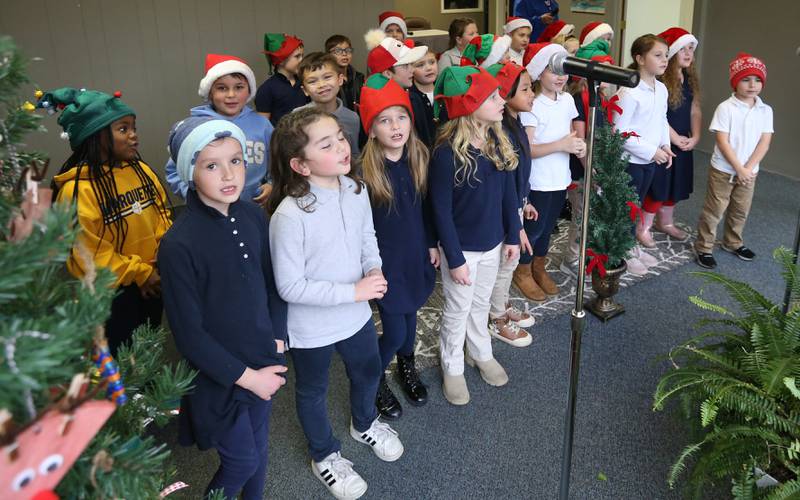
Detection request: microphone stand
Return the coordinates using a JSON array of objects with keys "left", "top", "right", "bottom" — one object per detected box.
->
[{"left": 558, "top": 78, "right": 600, "bottom": 500}]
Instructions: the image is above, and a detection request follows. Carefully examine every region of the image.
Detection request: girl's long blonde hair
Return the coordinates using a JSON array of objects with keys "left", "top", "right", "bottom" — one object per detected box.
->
[
  {"left": 360, "top": 124, "right": 429, "bottom": 210},
  {"left": 434, "top": 114, "right": 518, "bottom": 186},
  {"left": 659, "top": 57, "right": 700, "bottom": 110}
]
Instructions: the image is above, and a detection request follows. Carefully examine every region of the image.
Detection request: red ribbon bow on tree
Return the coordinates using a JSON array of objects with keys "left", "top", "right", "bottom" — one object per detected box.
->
[
  {"left": 586, "top": 249, "right": 608, "bottom": 278},
  {"left": 626, "top": 201, "right": 642, "bottom": 223},
  {"left": 602, "top": 94, "right": 622, "bottom": 125},
  {"left": 620, "top": 130, "right": 641, "bottom": 140}
]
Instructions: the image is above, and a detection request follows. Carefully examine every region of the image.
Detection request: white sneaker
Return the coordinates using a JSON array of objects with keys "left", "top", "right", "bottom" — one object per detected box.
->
[
  {"left": 626, "top": 255, "right": 648, "bottom": 276},
  {"left": 312, "top": 452, "right": 368, "bottom": 500},
  {"left": 637, "top": 246, "right": 659, "bottom": 267},
  {"left": 350, "top": 418, "right": 404, "bottom": 462}
]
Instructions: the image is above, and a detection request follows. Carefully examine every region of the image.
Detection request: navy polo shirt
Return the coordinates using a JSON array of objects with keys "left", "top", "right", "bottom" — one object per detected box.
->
[
  {"left": 371, "top": 152, "right": 436, "bottom": 314},
  {"left": 429, "top": 141, "right": 522, "bottom": 269},
  {"left": 158, "top": 190, "right": 287, "bottom": 450},
  {"left": 255, "top": 72, "right": 309, "bottom": 127},
  {"left": 503, "top": 114, "right": 533, "bottom": 206}
]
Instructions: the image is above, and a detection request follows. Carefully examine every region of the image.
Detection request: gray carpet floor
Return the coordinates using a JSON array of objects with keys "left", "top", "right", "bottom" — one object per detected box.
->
[{"left": 154, "top": 152, "right": 799, "bottom": 499}]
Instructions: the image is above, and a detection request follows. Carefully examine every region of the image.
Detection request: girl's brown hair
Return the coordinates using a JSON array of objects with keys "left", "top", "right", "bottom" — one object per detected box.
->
[
  {"left": 266, "top": 107, "right": 361, "bottom": 215},
  {"left": 659, "top": 56, "right": 700, "bottom": 109},
  {"left": 448, "top": 17, "right": 477, "bottom": 49},
  {"left": 359, "top": 109, "right": 429, "bottom": 209},
  {"left": 627, "top": 34, "right": 668, "bottom": 70}
]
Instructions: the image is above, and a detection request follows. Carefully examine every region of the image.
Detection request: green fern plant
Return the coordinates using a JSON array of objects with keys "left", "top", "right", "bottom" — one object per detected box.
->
[{"left": 653, "top": 247, "right": 800, "bottom": 499}]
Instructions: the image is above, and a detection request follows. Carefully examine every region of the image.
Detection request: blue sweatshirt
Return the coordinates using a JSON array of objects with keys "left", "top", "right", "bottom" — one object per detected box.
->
[
  {"left": 429, "top": 141, "right": 522, "bottom": 269},
  {"left": 158, "top": 190, "right": 287, "bottom": 449},
  {"left": 165, "top": 104, "right": 274, "bottom": 201}
]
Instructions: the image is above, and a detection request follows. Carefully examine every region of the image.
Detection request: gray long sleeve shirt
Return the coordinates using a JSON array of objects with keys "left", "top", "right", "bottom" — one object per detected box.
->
[{"left": 269, "top": 176, "right": 382, "bottom": 349}]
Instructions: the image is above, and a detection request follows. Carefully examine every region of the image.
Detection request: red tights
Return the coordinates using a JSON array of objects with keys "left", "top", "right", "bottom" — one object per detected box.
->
[{"left": 642, "top": 196, "right": 676, "bottom": 213}]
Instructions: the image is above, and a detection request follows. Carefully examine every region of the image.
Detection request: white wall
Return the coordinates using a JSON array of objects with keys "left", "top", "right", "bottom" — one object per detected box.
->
[{"left": 621, "top": 0, "right": 694, "bottom": 66}]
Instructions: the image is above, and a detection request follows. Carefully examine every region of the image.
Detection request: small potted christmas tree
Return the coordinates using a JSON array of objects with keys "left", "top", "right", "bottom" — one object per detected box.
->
[{"left": 584, "top": 126, "right": 639, "bottom": 320}]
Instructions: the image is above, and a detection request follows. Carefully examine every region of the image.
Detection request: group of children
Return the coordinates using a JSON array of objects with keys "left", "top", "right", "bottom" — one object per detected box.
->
[{"left": 35, "top": 9, "right": 773, "bottom": 500}]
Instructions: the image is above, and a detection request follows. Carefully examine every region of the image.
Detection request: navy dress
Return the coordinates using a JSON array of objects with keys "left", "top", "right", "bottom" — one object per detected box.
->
[
  {"left": 372, "top": 153, "right": 436, "bottom": 315},
  {"left": 649, "top": 75, "right": 694, "bottom": 202}
]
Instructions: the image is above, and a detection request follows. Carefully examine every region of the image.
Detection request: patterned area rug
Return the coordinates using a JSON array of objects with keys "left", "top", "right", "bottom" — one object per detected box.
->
[{"left": 375, "top": 218, "right": 697, "bottom": 372}]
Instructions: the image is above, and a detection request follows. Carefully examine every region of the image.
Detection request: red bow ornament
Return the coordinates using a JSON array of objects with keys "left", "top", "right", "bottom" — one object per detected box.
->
[
  {"left": 620, "top": 130, "right": 640, "bottom": 141},
  {"left": 586, "top": 249, "right": 609, "bottom": 278},
  {"left": 626, "top": 201, "right": 642, "bottom": 223},
  {"left": 602, "top": 94, "right": 622, "bottom": 125}
]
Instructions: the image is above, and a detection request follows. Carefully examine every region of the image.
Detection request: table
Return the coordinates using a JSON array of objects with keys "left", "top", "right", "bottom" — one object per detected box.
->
[{"left": 408, "top": 29, "right": 450, "bottom": 55}]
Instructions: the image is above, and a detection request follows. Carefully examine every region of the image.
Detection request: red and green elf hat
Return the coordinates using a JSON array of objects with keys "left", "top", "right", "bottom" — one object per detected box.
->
[
  {"left": 359, "top": 74, "right": 414, "bottom": 133},
  {"left": 35, "top": 87, "right": 134, "bottom": 150},
  {"left": 433, "top": 66, "right": 500, "bottom": 119},
  {"left": 486, "top": 62, "right": 525, "bottom": 99},
  {"left": 460, "top": 34, "right": 512, "bottom": 68},
  {"left": 263, "top": 33, "right": 303, "bottom": 67}
]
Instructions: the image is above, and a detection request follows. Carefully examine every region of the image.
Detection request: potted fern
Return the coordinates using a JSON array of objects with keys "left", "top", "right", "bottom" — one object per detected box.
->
[
  {"left": 653, "top": 247, "right": 800, "bottom": 499},
  {"left": 584, "top": 126, "right": 639, "bottom": 320}
]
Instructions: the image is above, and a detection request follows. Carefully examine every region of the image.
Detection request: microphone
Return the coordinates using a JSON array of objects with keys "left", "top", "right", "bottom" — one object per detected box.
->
[{"left": 549, "top": 52, "right": 640, "bottom": 88}]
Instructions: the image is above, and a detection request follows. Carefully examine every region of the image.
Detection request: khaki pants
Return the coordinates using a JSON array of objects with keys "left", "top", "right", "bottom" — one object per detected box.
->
[
  {"left": 440, "top": 243, "right": 501, "bottom": 376},
  {"left": 695, "top": 167, "right": 756, "bottom": 253}
]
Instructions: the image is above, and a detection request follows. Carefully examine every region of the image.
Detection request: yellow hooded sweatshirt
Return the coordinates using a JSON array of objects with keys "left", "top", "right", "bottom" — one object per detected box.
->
[{"left": 53, "top": 161, "right": 171, "bottom": 288}]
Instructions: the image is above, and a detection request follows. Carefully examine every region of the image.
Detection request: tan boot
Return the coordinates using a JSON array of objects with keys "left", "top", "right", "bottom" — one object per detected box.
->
[
  {"left": 512, "top": 264, "right": 546, "bottom": 301},
  {"left": 442, "top": 371, "right": 470, "bottom": 405},
  {"left": 531, "top": 256, "right": 559, "bottom": 295},
  {"left": 465, "top": 354, "right": 509, "bottom": 386}
]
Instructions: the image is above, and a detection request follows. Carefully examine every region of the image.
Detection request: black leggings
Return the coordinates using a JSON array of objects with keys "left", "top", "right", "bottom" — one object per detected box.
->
[{"left": 105, "top": 284, "right": 163, "bottom": 356}]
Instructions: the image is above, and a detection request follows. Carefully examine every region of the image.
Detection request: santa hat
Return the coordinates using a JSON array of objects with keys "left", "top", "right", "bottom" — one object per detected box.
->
[
  {"left": 434, "top": 66, "right": 500, "bottom": 119},
  {"left": 503, "top": 16, "right": 532, "bottom": 35},
  {"left": 486, "top": 62, "right": 525, "bottom": 99},
  {"left": 359, "top": 74, "right": 414, "bottom": 133},
  {"left": 365, "top": 29, "right": 427, "bottom": 75},
  {"left": 198, "top": 54, "right": 257, "bottom": 103},
  {"left": 579, "top": 22, "right": 614, "bottom": 47},
  {"left": 591, "top": 54, "right": 615, "bottom": 65},
  {"left": 461, "top": 34, "right": 512, "bottom": 68},
  {"left": 379, "top": 11, "right": 408, "bottom": 38},
  {"left": 657, "top": 27, "right": 699, "bottom": 60},
  {"left": 536, "top": 20, "right": 575, "bottom": 43},
  {"left": 263, "top": 33, "right": 303, "bottom": 68},
  {"left": 525, "top": 42, "right": 566, "bottom": 81},
  {"left": 729, "top": 52, "right": 767, "bottom": 90}
]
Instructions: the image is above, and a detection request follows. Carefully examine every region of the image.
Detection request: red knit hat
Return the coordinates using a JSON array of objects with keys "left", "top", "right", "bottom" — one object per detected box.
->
[
  {"left": 729, "top": 52, "right": 767, "bottom": 90},
  {"left": 434, "top": 66, "right": 500, "bottom": 119},
  {"left": 537, "top": 20, "right": 575, "bottom": 43},
  {"left": 486, "top": 62, "right": 525, "bottom": 99},
  {"left": 579, "top": 22, "right": 614, "bottom": 47},
  {"left": 198, "top": 54, "right": 257, "bottom": 102},
  {"left": 359, "top": 74, "right": 414, "bottom": 133},
  {"left": 503, "top": 16, "right": 533, "bottom": 35},
  {"left": 379, "top": 11, "right": 408, "bottom": 38},
  {"left": 658, "top": 27, "right": 699, "bottom": 59},
  {"left": 365, "top": 29, "right": 427, "bottom": 75},
  {"left": 263, "top": 33, "right": 303, "bottom": 67}
]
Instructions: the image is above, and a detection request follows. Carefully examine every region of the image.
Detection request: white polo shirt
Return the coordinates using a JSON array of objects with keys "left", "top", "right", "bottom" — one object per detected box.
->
[
  {"left": 612, "top": 78, "right": 670, "bottom": 165},
  {"left": 520, "top": 91, "right": 578, "bottom": 192},
  {"left": 709, "top": 94, "right": 774, "bottom": 175},
  {"left": 508, "top": 48, "right": 524, "bottom": 66}
]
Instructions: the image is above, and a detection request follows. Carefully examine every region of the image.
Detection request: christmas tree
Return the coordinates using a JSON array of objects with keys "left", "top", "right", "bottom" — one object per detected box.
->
[
  {"left": 0, "top": 35, "right": 195, "bottom": 499},
  {"left": 586, "top": 126, "right": 639, "bottom": 269}
]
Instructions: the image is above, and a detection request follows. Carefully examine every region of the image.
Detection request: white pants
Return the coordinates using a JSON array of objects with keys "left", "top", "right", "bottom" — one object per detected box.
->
[
  {"left": 489, "top": 252, "right": 519, "bottom": 319},
  {"left": 439, "top": 243, "right": 502, "bottom": 376}
]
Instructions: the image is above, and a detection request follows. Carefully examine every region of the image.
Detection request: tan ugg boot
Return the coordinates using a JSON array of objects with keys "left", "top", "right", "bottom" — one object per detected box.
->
[
  {"left": 512, "top": 264, "right": 546, "bottom": 301},
  {"left": 531, "top": 256, "right": 559, "bottom": 295}
]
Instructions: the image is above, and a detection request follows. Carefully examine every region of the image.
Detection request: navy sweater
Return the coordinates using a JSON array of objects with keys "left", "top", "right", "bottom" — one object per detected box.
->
[
  {"left": 158, "top": 190, "right": 287, "bottom": 450},
  {"left": 503, "top": 114, "right": 533, "bottom": 207},
  {"left": 429, "top": 141, "right": 522, "bottom": 269},
  {"left": 371, "top": 153, "right": 436, "bottom": 314}
]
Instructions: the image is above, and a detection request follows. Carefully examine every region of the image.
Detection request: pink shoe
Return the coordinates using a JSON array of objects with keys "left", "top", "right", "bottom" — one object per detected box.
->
[
  {"left": 625, "top": 252, "right": 648, "bottom": 276},
  {"left": 636, "top": 211, "right": 657, "bottom": 248},
  {"left": 654, "top": 205, "right": 689, "bottom": 241},
  {"left": 637, "top": 246, "right": 659, "bottom": 267}
]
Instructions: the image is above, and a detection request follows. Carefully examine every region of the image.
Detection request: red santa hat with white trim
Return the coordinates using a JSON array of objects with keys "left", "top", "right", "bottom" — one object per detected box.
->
[
  {"left": 524, "top": 42, "right": 567, "bottom": 81},
  {"left": 379, "top": 11, "right": 408, "bottom": 38},
  {"left": 579, "top": 22, "right": 614, "bottom": 47},
  {"left": 365, "top": 29, "right": 427, "bottom": 75},
  {"left": 503, "top": 16, "right": 533, "bottom": 35},
  {"left": 198, "top": 54, "right": 257, "bottom": 103},
  {"left": 536, "top": 20, "right": 575, "bottom": 43},
  {"left": 657, "top": 27, "right": 699, "bottom": 60}
]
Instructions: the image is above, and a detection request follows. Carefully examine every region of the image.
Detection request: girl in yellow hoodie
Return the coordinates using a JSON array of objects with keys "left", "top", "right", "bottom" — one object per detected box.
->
[{"left": 39, "top": 87, "right": 171, "bottom": 354}]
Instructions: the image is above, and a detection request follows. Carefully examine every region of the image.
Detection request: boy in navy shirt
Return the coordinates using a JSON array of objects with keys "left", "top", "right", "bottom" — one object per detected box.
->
[
  {"left": 159, "top": 117, "right": 288, "bottom": 499},
  {"left": 256, "top": 33, "right": 308, "bottom": 126}
]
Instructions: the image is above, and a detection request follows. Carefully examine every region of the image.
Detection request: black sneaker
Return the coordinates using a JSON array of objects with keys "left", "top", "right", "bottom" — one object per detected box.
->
[
  {"left": 722, "top": 245, "right": 756, "bottom": 261},
  {"left": 696, "top": 252, "right": 717, "bottom": 269}
]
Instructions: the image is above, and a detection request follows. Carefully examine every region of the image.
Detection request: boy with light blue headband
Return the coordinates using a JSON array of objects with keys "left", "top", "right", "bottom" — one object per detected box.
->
[{"left": 159, "top": 116, "right": 288, "bottom": 499}]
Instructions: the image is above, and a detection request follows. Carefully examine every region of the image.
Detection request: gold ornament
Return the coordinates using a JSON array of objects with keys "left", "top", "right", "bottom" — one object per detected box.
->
[
  {"left": 21, "top": 101, "right": 35, "bottom": 112},
  {"left": 34, "top": 89, "right": 43, "bottom": 99}
]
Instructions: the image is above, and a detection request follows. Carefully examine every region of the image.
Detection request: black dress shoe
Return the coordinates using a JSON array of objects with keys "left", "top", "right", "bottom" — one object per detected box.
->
[
  {"left": 376, "top": 376, "right": 402, "bottom": 420},
  {"left": 395, "top": 353, "right": 428, "bottom": 406}
]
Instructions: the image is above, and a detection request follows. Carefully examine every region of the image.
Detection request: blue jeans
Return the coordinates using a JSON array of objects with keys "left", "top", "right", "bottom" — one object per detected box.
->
[
  {"left": 377, "top": 309, "right": 417, "bottom": 371},
  {"left": 520, "top": 189, "right": 567, "bottom": 263},
  {"left": 206, "top": 399, "right": 271, "bottom": 500},
  {"left": 291, "top": 320, "right": 382, "bottom": 462},
  {"left": 627, "top": 162, "right": 657, "bottom": 234}
]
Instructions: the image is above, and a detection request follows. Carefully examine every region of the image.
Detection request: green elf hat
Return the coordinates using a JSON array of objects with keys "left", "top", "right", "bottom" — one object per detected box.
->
[
  {"left": 433, "top": 66, "right": 500, "bottom": 120},
  {"left": 263, "top": 33, "right": 303, "bottom": 68},
  {"left": 460, "top": 33, "right": 512, "bottom": 68},
  {"left": 486, "top": 62, "right": 525, "bottom": 99},
  {"left": 575, "top": 38, "right": 611, "bottom": 60},
  {"left": 35, "top": 87, "right": 134, "bottom": 150},
  {"left": 359, "top": 74, "right": 414, "bottom": 133}
]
